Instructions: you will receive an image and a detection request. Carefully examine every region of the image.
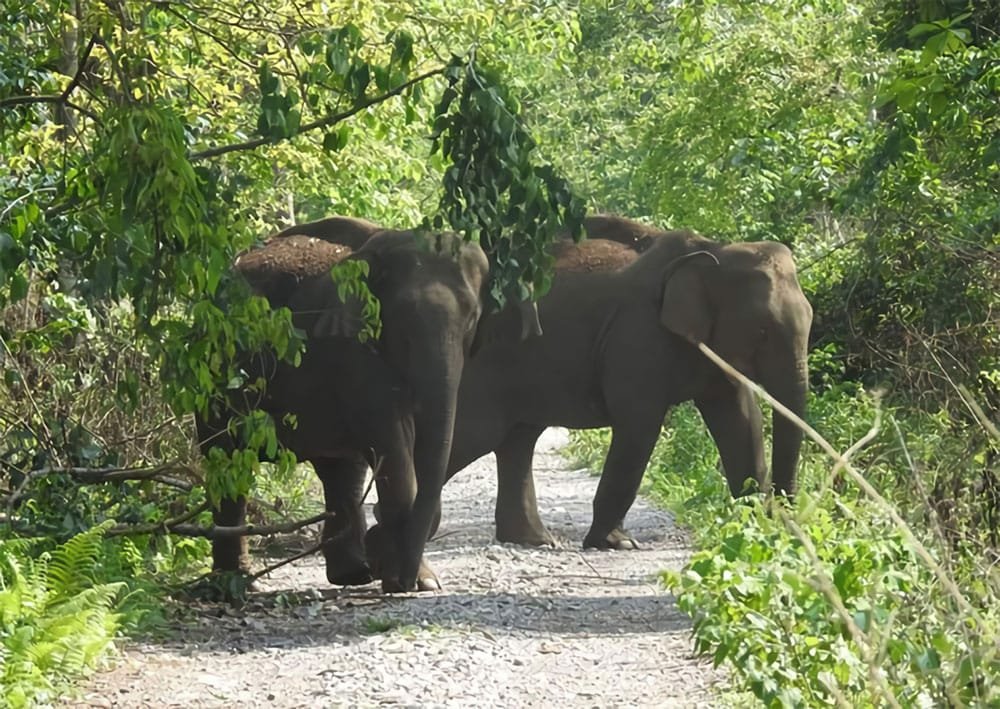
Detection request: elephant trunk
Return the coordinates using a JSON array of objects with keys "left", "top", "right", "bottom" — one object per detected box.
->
[
  {"left": 761, "top": 354, "right": 808, "bottom": 496},
  {"left": 400, "top": 333, "right": 465, "bottom": 583}
]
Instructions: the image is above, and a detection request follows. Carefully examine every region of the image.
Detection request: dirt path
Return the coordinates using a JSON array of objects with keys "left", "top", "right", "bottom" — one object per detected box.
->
[{"left": 77, "top": 429, "right": 722, "bottom": 707}]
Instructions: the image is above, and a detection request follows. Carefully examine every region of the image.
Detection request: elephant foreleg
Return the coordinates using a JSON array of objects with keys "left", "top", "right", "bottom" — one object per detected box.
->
[
  {"left": 695, "top": 381, "right": 766, "bottom": 497},
  {"left": 363, "top": 427, "right": 441, "bottom": 593},
  {"left": 314, "top": 457, "right": 372, "bottom": 586},
  {"left": 583, "top": 422, "right": 660, "bottom": 550},
  {"left": 494, "top": 424, "right": 554, "bottom": 546}
]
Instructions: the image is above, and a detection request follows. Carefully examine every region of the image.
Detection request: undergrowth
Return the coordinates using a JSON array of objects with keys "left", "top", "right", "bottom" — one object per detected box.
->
[
  {"left": 566, "top": 374, "right": 1000, "bottom": 706},
  {"left": 0, "top": 521, "right": 128, "bottom": 708}
]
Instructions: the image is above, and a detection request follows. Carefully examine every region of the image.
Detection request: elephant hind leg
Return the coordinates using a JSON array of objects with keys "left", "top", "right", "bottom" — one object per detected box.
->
[
  {"left": 494, "top": 424, "right": 554, "bottom": 546},
  {"left": 315, "top": 457, "right": 373, "bottom": 586}
]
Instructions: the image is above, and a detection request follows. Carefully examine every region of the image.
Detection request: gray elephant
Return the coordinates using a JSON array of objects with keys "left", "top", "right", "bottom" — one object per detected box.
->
[
  {"left": 445, "top": 215, "right": 814, "bottom": 549},
  {"left": 199, "top": 218, "right": 489, "bottom": 592}
]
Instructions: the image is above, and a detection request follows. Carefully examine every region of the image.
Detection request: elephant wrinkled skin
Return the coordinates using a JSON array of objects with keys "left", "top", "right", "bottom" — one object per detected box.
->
[
  {"left": 198, "top": 218, "right": 489, "bottom": 592},
  {"left": 447, "top": 215, "right": 814, "bottom": 550}
]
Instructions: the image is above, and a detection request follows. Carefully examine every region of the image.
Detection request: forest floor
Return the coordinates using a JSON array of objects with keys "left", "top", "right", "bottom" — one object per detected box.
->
[{"left": 75, "top": 429, "right": 723, "bottom": 708}]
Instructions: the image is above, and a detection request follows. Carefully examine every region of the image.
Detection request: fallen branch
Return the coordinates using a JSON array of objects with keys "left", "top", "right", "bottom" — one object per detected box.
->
[{"left": 158, "top": 510, "right": 333, "bottom": 539}]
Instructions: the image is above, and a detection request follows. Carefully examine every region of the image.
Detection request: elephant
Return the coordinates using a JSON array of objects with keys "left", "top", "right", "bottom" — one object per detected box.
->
[
  {"left": 444, "top": 215, "right": 814, "bottom": 549},
  {"left": 198, "top": 218, "right": 490, "bottom": 592}
]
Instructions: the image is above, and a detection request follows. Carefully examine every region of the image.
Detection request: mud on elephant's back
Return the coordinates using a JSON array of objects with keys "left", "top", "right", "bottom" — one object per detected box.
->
[
  {"left": 551, "top": 238, "right": 641, "bottom": 273},
  {"left": 235, "top": 235, "right": 353, "bottom": 293}
]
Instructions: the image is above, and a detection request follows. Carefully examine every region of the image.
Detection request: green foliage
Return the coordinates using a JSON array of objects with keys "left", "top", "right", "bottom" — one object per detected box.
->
[
  {"left": 0, "top": 4, "right": 589, "bottom": 701},
  {"left": 0, "top": 521, "right": 124, "bottom": 708},
  {"left": 569, "top": 375, "right": 1000, "bottom": 705},
  {"left": 329, "top": 260, "right": 382, "bottom": 343},
  {"left": 2, "top": 0, "right": 999, "bottom": 702},
  {"left": 666, "top": 496, "right": 999, "bottom": 707},
  {"left": 429, "top": 51, "right": 585, "bottom": 307}
]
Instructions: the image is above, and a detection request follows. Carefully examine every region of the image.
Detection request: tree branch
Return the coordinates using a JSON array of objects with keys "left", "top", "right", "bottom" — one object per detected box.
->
[
  {"left": 0, "top": 33, "right": 100, "bottom": 120},
  {"left": 189, "top": 66, "right": 445, "bottom": 161},
  {"left": 61, "top": 33, "right": 100, "bottom": 101},
  {"left": 110, "top": 510, "right": 335, "bottom": 539},
  {"left": 3, "top": 462, "right": 199, "bottom": 510},
  {"left": 106, "top": 500, "right": 211, "bottom": 537}
]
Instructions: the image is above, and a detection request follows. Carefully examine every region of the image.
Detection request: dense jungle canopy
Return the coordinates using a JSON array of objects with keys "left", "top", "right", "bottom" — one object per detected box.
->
[{"left": 0, "top": 0, "right": 998, "bottom": 705}]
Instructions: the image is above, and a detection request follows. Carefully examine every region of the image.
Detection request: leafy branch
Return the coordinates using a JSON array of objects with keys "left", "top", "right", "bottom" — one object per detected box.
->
[
  {"left": 0, "top": 33, "right": 102, "bottom": 121},
  {"left": 189, "top": 66, "right": 445, "bottom": 161}
]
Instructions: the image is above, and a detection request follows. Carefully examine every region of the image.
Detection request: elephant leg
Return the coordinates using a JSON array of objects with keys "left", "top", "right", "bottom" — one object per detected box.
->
[
  {"left": 583, "top": 422, "right": 661, "bottom": 550},
  {"left": 211, "top": 495, "right": 250, "bottom": 573},
  {"left": 365, "top": 522, "right": 439, "bottom": 592},
  {"left": 695, "top": 381, "right": 766, "bottom": 497},
  {"left": 494, "top": 424, "right": 554, "bottom": 546},
  {"left": 372, "top": 498, "right": 441, "bottom": 541},
  {"left": 363, "top": 424, "right": 441, "bottom": 593},
  {"left": 314, "top": 457, "right": 372, "bottom": 586}
]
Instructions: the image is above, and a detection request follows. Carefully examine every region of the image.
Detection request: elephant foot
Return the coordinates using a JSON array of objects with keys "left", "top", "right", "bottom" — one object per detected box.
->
[
  {"left": 324, "top": 550, "right": 373, "bottom": 587},
  {"left": 365, "top": 524, "right": 440, "bottom": 593},
  {"left": 415, "top": 560, "right": 441, "bottom": 592},
  {"left": 583, "top": 526, "right": 639, "bottom": 550},
  {"left": 496, "top": 524, "right": 556, "bottom": 547},
  {"left": 495, "top": 514, "right": 556, "bottom": 547},
  {"left": 322, "top": 522, "right": 372, "bottom": 586}
]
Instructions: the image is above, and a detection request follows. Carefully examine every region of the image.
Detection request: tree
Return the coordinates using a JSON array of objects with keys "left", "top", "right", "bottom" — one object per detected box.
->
[{"left": 0, "top": 1, "right": 581, "bottom": 544}]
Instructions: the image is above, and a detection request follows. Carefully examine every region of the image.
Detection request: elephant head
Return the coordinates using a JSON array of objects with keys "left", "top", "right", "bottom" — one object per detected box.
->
[{"left": 655, "top": 235, "right": 813, "bottom": 496}]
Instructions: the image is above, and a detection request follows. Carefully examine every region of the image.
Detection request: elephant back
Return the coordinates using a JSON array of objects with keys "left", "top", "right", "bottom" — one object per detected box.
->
[
  {"left": 579, "top": 214, "right": 665, "bottom": 253},
  {"left": 235, "top": 234, "right": 355, "bottom": 307},
  {"left": 552, "top": 238, "right": 641, "bottom": 273}
]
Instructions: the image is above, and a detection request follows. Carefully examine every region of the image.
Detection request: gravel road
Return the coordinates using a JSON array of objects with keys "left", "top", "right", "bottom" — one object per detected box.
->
[{"left": 76, "top": 429, "right": 722, "bottom": 708}]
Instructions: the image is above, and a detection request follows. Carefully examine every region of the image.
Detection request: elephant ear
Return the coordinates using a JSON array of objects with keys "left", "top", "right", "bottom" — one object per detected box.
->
[{"left": 660, "top": 256, "right": 716, "bottom": 344}]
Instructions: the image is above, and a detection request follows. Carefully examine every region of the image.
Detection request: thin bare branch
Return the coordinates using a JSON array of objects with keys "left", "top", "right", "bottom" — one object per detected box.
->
[
  {"left": 158, "top": 510, "right": 334, "bottom": 539},
  {"left": 106, "top": 500, "right": 210, "bottom": 537},
  {"left": 250, "top": 540, "right": 323, "bottom": 581}
]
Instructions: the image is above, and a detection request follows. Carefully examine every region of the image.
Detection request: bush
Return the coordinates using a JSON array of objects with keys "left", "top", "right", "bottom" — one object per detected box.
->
[
  {"left": 665, "top": 495, "right": 999, "bottom": 706},
  {"left": 566, "top": 375, "right": 1000, "bottom": 705}
]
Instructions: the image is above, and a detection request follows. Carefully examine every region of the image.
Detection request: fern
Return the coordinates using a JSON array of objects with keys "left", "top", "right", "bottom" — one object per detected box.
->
[
  {"left": 0, "top": 521, "right": 123, "bottom": 708},
  {"left": 44, "top": 519, "right": 115, "bottom": 599}
]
